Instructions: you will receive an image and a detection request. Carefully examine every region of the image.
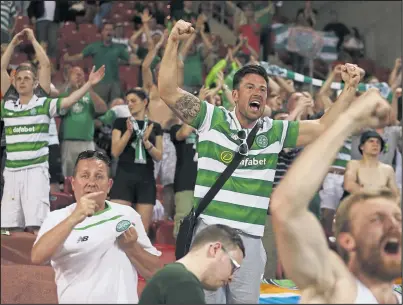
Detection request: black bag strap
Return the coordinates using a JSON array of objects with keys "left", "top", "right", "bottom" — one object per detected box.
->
[{"left": 194, "top": 120, "right": 262, "bottom": 218}]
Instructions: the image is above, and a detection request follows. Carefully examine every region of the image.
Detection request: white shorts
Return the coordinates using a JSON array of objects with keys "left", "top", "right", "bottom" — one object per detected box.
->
[
  {"left": 1, "top": 166, "right": 50, "bottom": 228},
  {"left": 319, "top": 172, "right": 344, "bottom": 210},
  {"left": 154, "top": 133, "right": 177, "bottom": 186}
]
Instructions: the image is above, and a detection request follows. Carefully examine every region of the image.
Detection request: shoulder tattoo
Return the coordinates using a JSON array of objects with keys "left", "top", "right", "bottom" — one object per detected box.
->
[{"left": 174, "top": 93, "right": 201, "bottom": 121}]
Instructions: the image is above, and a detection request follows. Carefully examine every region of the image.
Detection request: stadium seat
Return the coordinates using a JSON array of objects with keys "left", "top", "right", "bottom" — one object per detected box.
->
[
  {"left": 59, "top": 21, "right": 77, "bottom": 37},
  {"left": 154, "top": 220, "right": 175, "bottom": 246},
  {"left": 9, "top": 52, "right": 28, "bottom": 66},
  {"left": 78, "top": 23, "right": 98, "bottom": 39},
  {"left": 154, "top": 244, "right": 176, "bottom": 265},
  {"left": 50, "top": 192, "right": 74, "bottom": 211},
  {"left": 13, "top": 16, "right": 31, "bottom": 33},
  {"left": 63, "top": 176, "right": 74, "bottom": 196},
  {"left": 119, "top": 65, "right": 140, "bottom": 90}
]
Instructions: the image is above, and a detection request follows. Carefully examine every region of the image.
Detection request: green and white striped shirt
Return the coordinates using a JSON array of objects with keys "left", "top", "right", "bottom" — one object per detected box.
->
[
  {"left": 190, "top": 101, "right": 299, "bottom": 236},
  {"left": 1, "top": 1, "right": 17, "bottom": 32},
  {"left": 1, "top": 95, "right": 62, "bottom": 170},
  {"left": 331, "top": 138, "right": 352, "bottom": 170}
]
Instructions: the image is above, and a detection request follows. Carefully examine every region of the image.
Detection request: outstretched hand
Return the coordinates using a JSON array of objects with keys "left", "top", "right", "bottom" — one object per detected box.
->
[{"left": 88, "top": 65, "right": 105, "bottom": 86}]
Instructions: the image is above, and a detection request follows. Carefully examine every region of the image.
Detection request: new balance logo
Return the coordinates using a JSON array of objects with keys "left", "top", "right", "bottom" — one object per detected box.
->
[{"left": 77, "top": 236, "right": 89, "bottom": 243}]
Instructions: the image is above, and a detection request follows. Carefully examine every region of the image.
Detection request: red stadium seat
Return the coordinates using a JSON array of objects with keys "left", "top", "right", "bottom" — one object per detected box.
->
[
  {"left": 78, "top": 23, "right": 98, "bottom": 40},
  {"left": 9, "top": 52, "right": 28, "bottom": 66},
  {"left": 154, "top": 220, "right": 175, "bottom": 246},
  {"left": 58, "top": 21, "right": 77, "bottom": 36},
  {"left": 50, "top": 192, "right": 74, "bottom": 211},
  {"left": 63, "top": 176, "right": 74, "bottom": 197},
  {"left": 13, "top": 16, "right": 31, "bottom": 34},
  {"left": 154, "top": 244, "right": 176, "bottom": 265},
  {"left": 119, "top": 65, "right": 139, "bottom": 90}
]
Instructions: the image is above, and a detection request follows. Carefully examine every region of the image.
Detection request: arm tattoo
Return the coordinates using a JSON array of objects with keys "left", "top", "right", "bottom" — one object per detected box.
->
[{"left": 174, "top": 93, "right": 201, "bottom": 122}]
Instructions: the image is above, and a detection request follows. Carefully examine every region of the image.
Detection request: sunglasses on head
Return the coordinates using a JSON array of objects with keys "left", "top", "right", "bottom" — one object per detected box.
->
[{"left": 76, "top": 150, "right": 111, "bottom": 167}]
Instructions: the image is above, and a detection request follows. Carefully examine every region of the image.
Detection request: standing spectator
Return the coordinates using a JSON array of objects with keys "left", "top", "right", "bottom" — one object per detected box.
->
[
  {"left": 344, "top": 131, "right": 399, "bottom": 198},
  {"left": 15, "top": 1, "right": 30, "bottom": 16},
  {"left": 93, "top": 0, "right": 113, "bottom": 30},
  {"left": 31, "top": 150, "right": 161, "bottom": 303},
  {"left": 139, "top": 224, "right": 245, "bottom": 304},
  {"left": 64, "top": 22, "right": 140, "bottom": 104},
  {"left": 60, "top": 66, "right": 108, "bottom": 177},
  {"left": 237, "top": 4, "right": 262, "bottom": 57},
  {"left": 1, "top": 30, "right": 106, "bottom": 234},
  {"left": 323, "top": 10, "right": 350, "bottom": 52},
  {"left": 27, "top": 1, "right": 70, "bottom": 58},
  {"left": 110, "top": 88, "right": 163, "bottom": 234},
  {"left": 1, "top": 29, "right": 63, "bottom": 194},
  {"left": 170, "top": 123, "right": 198, "bottom": 237},
  {"left": 1, "top": 0, "right": 17, "bottom": 44}
]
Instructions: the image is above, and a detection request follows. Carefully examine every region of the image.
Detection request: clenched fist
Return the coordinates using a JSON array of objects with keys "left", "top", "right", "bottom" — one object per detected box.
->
[
  {"left": 169, "top": 20, "right": 194, "bottom": 42},
  {"left": 347, "top": 88, "right": 391, "bottom": 131},
  {"left": 70, "top": 191, "right": 105, "bottom": 224},
  {"left": 117, "top": 226, "right": 138, "bottom": 251},
  {"left": 341, "top": 63, "right": 365, "bottom": 88}
]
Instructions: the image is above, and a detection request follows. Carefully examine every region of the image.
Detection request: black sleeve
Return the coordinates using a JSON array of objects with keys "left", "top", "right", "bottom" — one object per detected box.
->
[
  {"left": 170, "top": 124, "right": 181, "bottom": 143},
  {"left": 165, "top": 281, "right": 206, "bottom": 304},
  {"left": 113, "top": 118, "right": 126, "bottom": 133},
  {"left": 152, "top": 122, "right": 163, "bottom": 136}
]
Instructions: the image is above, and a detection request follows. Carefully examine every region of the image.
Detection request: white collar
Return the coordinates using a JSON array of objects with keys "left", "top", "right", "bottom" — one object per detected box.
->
[
  {"left": 229, "top": 107, "right": 260, "bottom": 131},
  {"left": 16, "top": 94, "right": 38, "bottom": 106}
]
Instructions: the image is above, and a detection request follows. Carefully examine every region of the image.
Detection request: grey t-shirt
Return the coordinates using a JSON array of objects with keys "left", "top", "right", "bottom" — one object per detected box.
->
[{"left": 351, "top": 126, "right": 402, "bottom": 166}]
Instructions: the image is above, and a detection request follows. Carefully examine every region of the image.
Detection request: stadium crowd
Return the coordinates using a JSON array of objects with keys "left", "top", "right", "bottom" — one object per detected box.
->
[{"left": 0, "top": 0, "right": 402, "bottom": 304}]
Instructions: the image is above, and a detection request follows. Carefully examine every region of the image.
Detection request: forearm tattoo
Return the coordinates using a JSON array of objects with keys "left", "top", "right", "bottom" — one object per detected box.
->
[{"left": 174, "top": 93, "right": 201, "bottom": 121}]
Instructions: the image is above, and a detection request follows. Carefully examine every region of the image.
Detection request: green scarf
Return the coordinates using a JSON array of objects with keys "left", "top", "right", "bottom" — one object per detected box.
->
[{"left": 130, "top": 116, "right": 149, "bottom": 164}]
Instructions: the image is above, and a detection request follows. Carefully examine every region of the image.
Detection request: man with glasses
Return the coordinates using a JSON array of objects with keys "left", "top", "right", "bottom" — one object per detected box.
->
[
  {"left": 158, "top": 20, "right": 364, "bottom": 304},
  {"left": 139, "top": 224, "right": 245, "bottom": 304},
  {"left": 32, "top": 150, "right": 161, "bottom": 303}
]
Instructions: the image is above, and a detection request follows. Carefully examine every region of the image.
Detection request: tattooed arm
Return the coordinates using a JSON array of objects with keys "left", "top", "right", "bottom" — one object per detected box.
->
[{"left": 158, "top": 20, "right": 201, "bottom": 125}]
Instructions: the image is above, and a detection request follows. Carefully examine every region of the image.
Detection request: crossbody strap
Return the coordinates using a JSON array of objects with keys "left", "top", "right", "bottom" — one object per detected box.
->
[{"left": 194, "top": 120, "right": 262, "bottom": 218}]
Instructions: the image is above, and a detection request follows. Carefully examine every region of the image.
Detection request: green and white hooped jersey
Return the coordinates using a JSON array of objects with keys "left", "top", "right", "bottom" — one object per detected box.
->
[
  {"left": 190, "top": 101, "right": 299, "bottom": 237},
  {"left": 331, "top": 138, "right": 352, "bottom": 170},
  {"left": 1, "top": 95, "right": 61, "bottom": 170}
]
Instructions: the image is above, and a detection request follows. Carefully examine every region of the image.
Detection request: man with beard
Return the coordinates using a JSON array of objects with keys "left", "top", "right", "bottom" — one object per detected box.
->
[
  {"left": 270, "top": 88, "right": 401, "bottom": 303},
  {"left": 139, "top": 224, "right": 245, "bottom": 304},
  {"left": 344, "top": 130, "right": 400, "bottom": 199},
  {"left": 158, "top": 20, "right": 365, "bottom": 304}
]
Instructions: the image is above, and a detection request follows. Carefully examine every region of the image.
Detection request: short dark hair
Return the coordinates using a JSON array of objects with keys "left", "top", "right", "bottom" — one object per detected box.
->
[
  {"left": 190, "top": 224, "right": 246, "bottom": 258},
  {"left": 73, "top": 150, "right": 112, "bottom": 178},
  {"left": 102, "top": 22, "right": 115, "bottom": 29},
  {"left": 232, "top": 64, "right": 269, "bottom": 90},
  {"left": 125, "top": 88, "right": 149, "bottom": 108}
]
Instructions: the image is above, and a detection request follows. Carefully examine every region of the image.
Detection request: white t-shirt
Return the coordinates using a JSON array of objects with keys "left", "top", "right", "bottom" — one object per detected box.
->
[
  {"left": 37, "top": 1, "right": 56, "bottom": 22},
  {"left": 35, "top": 200, "right": 161, "bottom": 304}
]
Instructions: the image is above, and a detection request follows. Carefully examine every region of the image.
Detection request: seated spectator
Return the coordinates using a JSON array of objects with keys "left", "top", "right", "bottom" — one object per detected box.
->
[
  {"left": 64, "top": 22, "right": 140, "bottom": 105},
  {"left": 110, "top": 88, "right": 163, "bottom": 234},
  {"left": 31, "top": 150, "right": 161, "bottom": 303},
  {"left": 139, "top": 224, "right": 245, "bottom": 304},
  {"left": 59, "top": 66, "right": 108, "bottom": 177}
]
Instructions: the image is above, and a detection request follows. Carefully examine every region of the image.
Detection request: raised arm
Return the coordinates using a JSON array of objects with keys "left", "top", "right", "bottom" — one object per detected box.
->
[
  {"left": 388, "top": 58, "right": 401, "bottom": 89},
  {"left": 60, "top": 65, "right": 105, "bottom": 112},
  {"left": 1, "top": 31, "right": 25, "bottom": 94},
  {"left": 270, "top": 88, "right": 391, "bottom": 293},
  {"left": 22, "top": 29, "right": 52, "bottom": 93},
  {"left": 158, "top": 20, "right": 201, "bottom": 125},
  {"left": 296, "top": 64, "right": 363, "bottom": 147}
]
